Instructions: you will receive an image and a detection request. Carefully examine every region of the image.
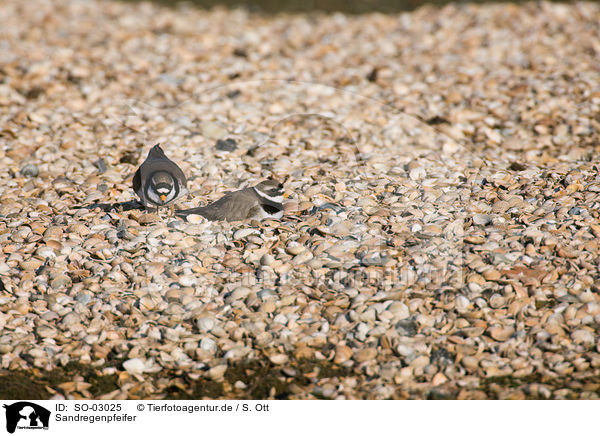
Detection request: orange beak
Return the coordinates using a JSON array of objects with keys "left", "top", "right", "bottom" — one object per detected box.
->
[
  {"left": 283, "top": 193, "right": 290, "bottom": 198},
  {"left": 160, "top": 194, "right": 167, "bottom": 202}
]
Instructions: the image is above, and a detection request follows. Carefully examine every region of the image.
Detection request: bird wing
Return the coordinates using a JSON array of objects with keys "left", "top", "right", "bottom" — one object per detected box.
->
[{"left": 132, "top": 167, "right": 145, "bottom": 205}]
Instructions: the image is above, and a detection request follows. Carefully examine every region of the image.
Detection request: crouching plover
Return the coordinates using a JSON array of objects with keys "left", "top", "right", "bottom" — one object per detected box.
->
[{"left": 176, "top": 179, "right": 284, "bottom": 221}]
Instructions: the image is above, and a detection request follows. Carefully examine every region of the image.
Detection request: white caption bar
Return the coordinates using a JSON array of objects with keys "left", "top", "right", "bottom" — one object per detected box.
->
[{"left": 0, "top": 400, "right": 595, "bottom": 436}]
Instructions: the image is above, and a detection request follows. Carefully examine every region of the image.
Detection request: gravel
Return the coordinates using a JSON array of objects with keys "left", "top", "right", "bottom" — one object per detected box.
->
[{"left": 0, "top": 0, "right": 599, "bottom": 399}]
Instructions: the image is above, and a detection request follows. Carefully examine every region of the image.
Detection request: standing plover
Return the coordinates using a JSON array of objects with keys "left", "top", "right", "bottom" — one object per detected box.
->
[{"left": 132, "top": 144, "right": 187, "bottom": 213}]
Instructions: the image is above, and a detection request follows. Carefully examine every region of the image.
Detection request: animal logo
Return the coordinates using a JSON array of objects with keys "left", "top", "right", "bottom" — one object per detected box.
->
[{"left": 3, "top": 402, "right": 50, "bottom": 433}]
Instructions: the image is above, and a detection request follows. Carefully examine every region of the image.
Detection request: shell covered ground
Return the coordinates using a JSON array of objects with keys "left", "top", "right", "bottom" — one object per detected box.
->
[{"left": 0, "top": 0, "right": 600, "bottom": 399}]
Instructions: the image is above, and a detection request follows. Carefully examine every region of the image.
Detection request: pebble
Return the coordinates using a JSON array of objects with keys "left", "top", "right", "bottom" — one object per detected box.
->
[
  {"left": 21, "top": 163, "right": 39, "bottom": 177},
  {"left": 410, "top": 355, "right": 430, "bottom": 370},
  {"left": 488, "top": 325, "right": 515, "bottom": 342},
  {"left": 215, "top": 138, "right": 237, "bottom": 152},
  {"left": 201, "top": 122, "right": 228, "bottom": 140},
  {"left": 260, "top": 253, "right": 274, "bottom": 266},
  {"left": 0, "top": 0, "right": 598, "bottom": 401},
  {"left": 208, "top": 364, "right": 228, "bottom": 381},
  {"left": 200, "top": 337, "right": 217, "bottom": 353},
  {"left": 388, "top": 302, "right": 409, "bottom": 319},
  {"left": 94, "top": 158, "right": 107, "bottom": 173},
  {"left": 36, "top": 325, "right": 58, "bottom": 339},
  {"left": 292, "top": 251, "right": 313, "bottom": 264},
  {"left": 473, "top": 214, "right": 492, "bottom": 226},
  {"left": 75, "top": 293, "right": 92, "bottom": 305},
  {"left": 228, "top": 287, "right": 251, "bottom": 301},
  {"left": 51, "top": 275, "right": 71, "bottom": 289},
  {"left": 572, "top": 329, "right": 595, "bottom": 345},
  {"left": 409, "top": 166, "right": 426, "bottom": 181},
  {"left": 355, "top": 348, "right": 377, "bottom": 363},
  {"left": 334, "top": 344, "right": 353, "bottom": 364},
  {"left": 285, "top": 242, "right": 305, "bottom": 255},
  {"left": 269, "top": 354, "right": 289, "bottom": 365},
  {"left": 234, "top": 228, "right": 259, "bottom": 240},
  {"left": 395, "top": 319, "right": 418, "bottom": 337},
  {"left": 455, "top": 295, "right": 471, "bottom": 312},
  {"left": 196, "top": 317, "right": 216, "bottom": 332}
]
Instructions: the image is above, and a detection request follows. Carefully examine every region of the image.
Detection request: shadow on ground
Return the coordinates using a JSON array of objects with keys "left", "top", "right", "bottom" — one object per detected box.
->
[
  {"left": 1, "top": 355, "right": 596, "bottom": 399},
  {"left": 80, "top": 200, "right": 145, "bottom": 213}
]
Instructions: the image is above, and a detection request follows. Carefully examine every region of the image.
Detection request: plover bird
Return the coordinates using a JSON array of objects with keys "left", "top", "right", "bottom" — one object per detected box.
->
[
  {"left": 176, "top": 179, "right": 284, "bottom": 221},
  {"left": 132, "top": 144, "right": 187, "bottom": 213}
]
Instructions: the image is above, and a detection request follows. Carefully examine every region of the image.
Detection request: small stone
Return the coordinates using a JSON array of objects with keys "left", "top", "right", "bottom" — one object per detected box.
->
[
  {"left": 483, "top": 269, "right": 501, "bottom": 281},
  {"left": 215, "top": 138, "right": 237, "bottom": 152},
  {"left": 395, "top": 319, "right": 418, "bottom": 337},
  {"left": 201, "top": 122, "right": 228, "bottom": 140},
  {"left": 35, "top": 246, "right": 56, "bottom": 259},
  {"left": 139, "top": 296, "right": 157, "bottom": 311},
  {"left": 261, "top": 301, "right": 276, "bottom": 313},
  {"left": 94, "top": 158, "right": 107, "bottom": 173},
  {"left": 285, "top": 242, "right": 305, "bottom": 255},
  {"left": 361, "top": 253, "right": 390, "bottom": 266},
  {"left": 455, "top": 295, "right": 470, "bottom": 312},
  {"left": 19, "top": 258, "right": 43, "bottom": 271},
  {"left": 51, "top": 275, "right": 71, "bottom": 289},
  {"left": 208, "top": 364, "right": 228, "bottom": 380},
  {"left": 228, "top": 287, "right": 251, "bottom": 301},
  {"left": 185, "top": 214, "right": 204, "bottom": 224},
  {"left": 123, "top": 358, "right": 146, "bottom": 374},
  {"left": 260, "top": 253, "right": 274, "bottom": 266},
  {"left": 488, "top": 325, "right": 515, "bottom": 342},
  {"left": 179, "top": 276, "right": 196, "bottom": 287},
  {"left": 473, "top": 214, "right": 492, "bottom": 225},
  {"left": 355, "top": 348, "right": 377, "bottom": 362},
  {"left": 196, "top": 317, "right": 215, "bottom": 332},
  {"left": 138, "top": 214, "right": 161, "bottom": 225},
  {"left": 75, "top": 293, "right": 92, "bottom": 305},
  {"left": 41, "top": 311, "right": 59, "bottom": 321},
  {"left": 334, "top": 344, "right": 353, "bottom": 364},
  {"left": 388, "top": 302, "right": 409, "bottom": 319},
  {"left": 409, "top": 166, "right": 426, "bottom": 180},
  {"left": 68, "top": 223, "right": 90, "bottom": 236},
  {"left": 432, "top": 373, "right": 448, "bottom": 387},
  {"left": 409, "top": 355, "right": 430, "bottom": 369},
  {"left": 489, "top": 294, "right": 505, "bottom": 309},
  {"left": 159, "top": 73, "right": 182, "bottom": 86},
  {"left": 572, "top": 329, "right": 594, "bottom": 345},
  {"left": 234, "top": 228, "right": 259, "bottom": 240},
  {"left": 234, "top": 381, "right": 247, "bottom": 390},
  {"left": 21, "top": 163, "right": 39, "bottom": 177},
  {"left": 465, "top": 236, "right": 486, "bottom": 244},
  {"left": 292, "top": 251, "right": 313, "bottom": 264},
  {"left": 36, "top": 325, "right": 58, "bottom": 338},
  {"left": 15, "top": 304, "right": 29, "bottom": 315},
  {"left": 120, "top": 151, "right": 140, "bottom": 165},
  {"left": 269, "top": 354, "right": 289, "bottom": 365},
  {"left": 200, "top": 337, "right": 217, "bottom": 353},
  {"left": 508, "top": 162, "right": 527, "bottom": 171},
  {"left": 461, "top": 356, "right": 480, "bottom": 371}
]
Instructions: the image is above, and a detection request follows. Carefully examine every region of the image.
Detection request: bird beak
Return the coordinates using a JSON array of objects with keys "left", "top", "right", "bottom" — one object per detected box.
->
[
  {"left": 283, "top": 193, "right": 289, "bottom": 198},
  {"left": 160, "top": 194, "right": 167, "bottom": 202}
]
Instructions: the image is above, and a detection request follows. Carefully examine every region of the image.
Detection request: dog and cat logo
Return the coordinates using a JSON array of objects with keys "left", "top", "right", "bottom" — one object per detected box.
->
[{"left": 2, "top": 402, "right": 50, "bottom": 433}]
